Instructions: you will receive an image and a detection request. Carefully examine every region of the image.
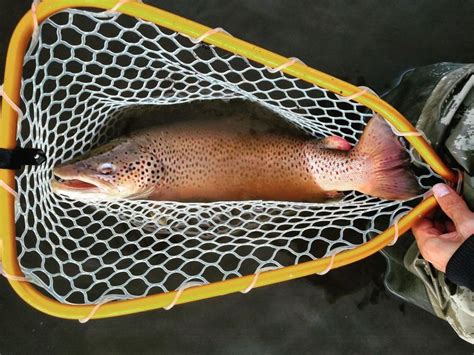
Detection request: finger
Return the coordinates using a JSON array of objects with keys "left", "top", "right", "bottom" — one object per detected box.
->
[
  {"left": 438, "top": 231, "right": 459, "bottom": 241},
  {"left": 434, "top": 219, "right": 446, "bottom": 233},
  {"left": 416, "top": 236, "right": 462, "bottom": 273},
  {"left": 432, "top": 183, "right": 473, "bottom": 228},
  {"left": 446, "top": 220, "right": 456, "bottom": 233},
  {"left": 423, "top": 190, "right": 433, "bottom": 200},
  {"left": 412, "top": 218, "right": 440, "bottom": 241},
  {"left": 424, "top": 207, "right": 437, "bottom": 219}
]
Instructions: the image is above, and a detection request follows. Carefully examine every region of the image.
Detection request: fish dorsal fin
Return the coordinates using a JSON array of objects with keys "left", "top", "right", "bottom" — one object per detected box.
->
[{"left": 318, "top": 136, "right": 352, "bottom": 151}]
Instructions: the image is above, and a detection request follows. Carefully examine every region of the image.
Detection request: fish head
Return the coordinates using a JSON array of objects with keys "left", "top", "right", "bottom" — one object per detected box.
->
[{"left": 51, "top": 138, "right": 163, "bottom": 201}]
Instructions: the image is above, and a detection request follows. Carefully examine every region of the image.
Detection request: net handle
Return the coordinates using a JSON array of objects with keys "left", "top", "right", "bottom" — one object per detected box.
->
[
  {"left": 0, "top": 262, "right": 28, "bottom": 282},
  {"left": 163, "top": 281, "right": 206, "bottom": 310},
  {"left": 241, "top": 265, "right": 279, "bottom": 294}
]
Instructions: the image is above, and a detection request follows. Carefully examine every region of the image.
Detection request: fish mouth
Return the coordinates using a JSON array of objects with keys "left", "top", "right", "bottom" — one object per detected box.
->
[
  {"left": 51, "top": 174, "right": 112, "bottom": 194},
  {"left": 52, "top": 177, "right": 99, "bottom": 190}
]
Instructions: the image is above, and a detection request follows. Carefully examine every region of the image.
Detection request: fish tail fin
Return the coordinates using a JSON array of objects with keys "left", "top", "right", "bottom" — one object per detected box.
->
[{"left": 354, "top": 115, "right": 420, "bottom": 200}]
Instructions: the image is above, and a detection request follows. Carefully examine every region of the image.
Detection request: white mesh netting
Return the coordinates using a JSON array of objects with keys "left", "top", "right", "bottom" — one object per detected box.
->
[{"left": 13, "top": 9, "right": 439, "bottom": 305}]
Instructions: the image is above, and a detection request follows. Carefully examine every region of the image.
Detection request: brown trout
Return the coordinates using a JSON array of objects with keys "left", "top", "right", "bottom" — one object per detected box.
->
[{"left": 51, "top": 115, "right": 419, "bottom": 201}]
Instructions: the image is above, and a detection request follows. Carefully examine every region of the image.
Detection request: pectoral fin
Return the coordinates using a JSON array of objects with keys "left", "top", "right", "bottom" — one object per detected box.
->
[{"left": 318, "top": 136, "right": 352, "bottom": 151}]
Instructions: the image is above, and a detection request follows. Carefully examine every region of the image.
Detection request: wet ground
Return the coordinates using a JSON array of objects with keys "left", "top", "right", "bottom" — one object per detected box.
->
[{"left": 1, "top": 0, "right": 473, "bottom": 353}]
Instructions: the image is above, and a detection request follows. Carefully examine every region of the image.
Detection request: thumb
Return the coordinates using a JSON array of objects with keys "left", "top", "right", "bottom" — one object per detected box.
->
[{"left": 432, "top": 183, "right": 473, "bottom": 237}]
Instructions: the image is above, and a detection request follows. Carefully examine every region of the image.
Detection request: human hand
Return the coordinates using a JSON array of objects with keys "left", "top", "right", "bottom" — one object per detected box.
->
[{"left": 412, "top": 183, "right": 474, "bottom": 273}]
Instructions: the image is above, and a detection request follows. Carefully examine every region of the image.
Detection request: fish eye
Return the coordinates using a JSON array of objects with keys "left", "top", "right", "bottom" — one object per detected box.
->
[{"left": 98, "top": 162, "right": 116, "bottom": 175}]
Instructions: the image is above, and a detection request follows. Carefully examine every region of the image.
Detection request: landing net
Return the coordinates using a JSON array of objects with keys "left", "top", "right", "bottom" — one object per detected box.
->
[{"left": 14, "top": 9, "right": 438, "bottom": 304}]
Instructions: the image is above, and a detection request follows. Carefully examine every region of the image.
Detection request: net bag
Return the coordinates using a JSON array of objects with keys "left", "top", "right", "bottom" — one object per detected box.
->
[{"left": 0, "top": 1, "right": 459, "bottom": 320}]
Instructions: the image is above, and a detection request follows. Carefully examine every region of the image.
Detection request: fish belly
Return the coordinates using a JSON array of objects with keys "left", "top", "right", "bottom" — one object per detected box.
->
[{"left": 146, "top": 129, "right": 330, "bottom": 202}]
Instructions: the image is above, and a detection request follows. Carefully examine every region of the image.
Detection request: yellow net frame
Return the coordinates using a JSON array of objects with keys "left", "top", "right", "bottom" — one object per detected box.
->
[{"left": 0, "top": 0, "right": 457, "bottom": 320}]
